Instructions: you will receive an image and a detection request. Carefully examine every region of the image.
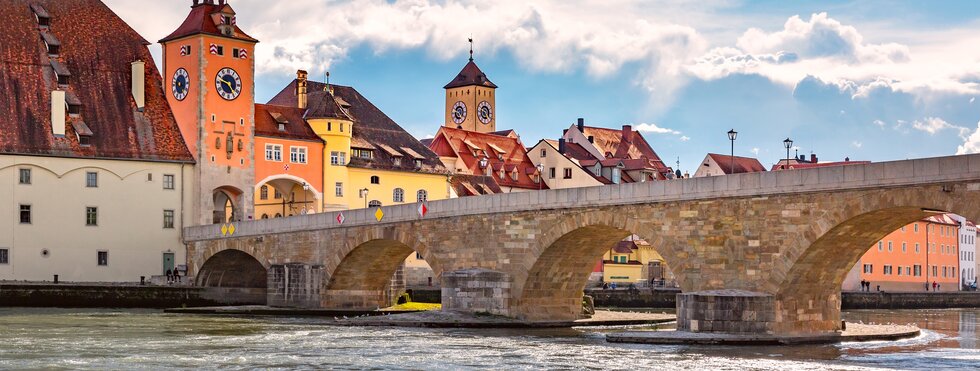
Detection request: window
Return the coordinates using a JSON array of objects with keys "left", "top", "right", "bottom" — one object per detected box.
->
[
  {"left": 85, "top": 207, "right": 97, "bottom": 226},
  {"left": 274, "top": 189, "right": 282, "bottom": 199},
  {"left": 901, "top": 226, "right": 906, "bottom": 232},
  {"left": 0, "top": 249, "right": 8, "bottom": 264},
  {"left": 902, "top": 242, "right": 907, "bottom": 253},
  {"left": 215, "top": 45, "right": 224, "bottom": 56},
  {"left": 393, "top": 157, "right": 402, "bottom": 167},
  {"left": 564, "top": 168, "right": 572, "bottom": 179},
  {"left": 354, "top": 149, "right": 374, "bottom": 159},
  {"left": 260, "top": 185, "right": 269, "bottom": 200},
  {"left": 914, "top": 224, "right": 919, "bottom": 233},
  {"left": 86, "top": 171, "right": 98, "bottom": 187},
  {"left": 887, "top": 241, "right": 892, "bottom": 252},
  {"left": 417, "top": 190, "right": 428, "bottom": 202},
  {"left": 897, "top": 266, "right": 903, "bottom": 276},
  {"left": 265, "top": 144, "right": 283, "bottom": 162},
  {"left": 163, "top": 210, "right": 175, "bottom": 229},
  {"left": 335, "top": 182, "right": 343, "bottom": 197},
  {"left": 163, "top": 174, "right": 175, "bottom": 190},
  {"left": 416, "top": 252, "right": 423, "bottom": 260},
  {"left": 19, "top": 168, "right": 31, "bottom": 184},
  {"left": 330, "top": 151, "right": 347, "bottom": 166},
  {"left": 540, "top": 149, "right": 547, "bottom": 157},
  {"left": 97, "top": 251, "right": 108, "bottom": 266},
  {"left": 943, "top": 266, "right": 948, "bottom": 278},
  {"left": 415, "top": 159, "right": 423, "bottom": 168},
  {"left": 368, "top": 200, "right": 382, "bottom": 208},
  {"left": 877, "top": 241, "right": 883, "bottom": 251},
  {"left": 612, "top": 168, "right": 621, "bottom": 184},
  {"left": 261, "top": 214, "right": 269, "bottom": 219},
  {"left": 883, "top": 265, "right": 892, "bottom": 275},
  {"left": 915, "top": 243, "right": 920, "bottom": 253},
  {"left": 290, "top": 147, "right": 307, "bottom": 164},
  {"left": 370, "top": 176, "right": 380, "bottom": 184},
  {"left": 932, "top": 265, "right": 938, "bottom": 277},
  {"left": 393, "top": 188, "right": 404, "bottom": 203},
  {"left": 19, "top": 205, "right": 31, "bottom": 224},
  {"left": 913, "top": 265, "right": 922, "bottom": 276},
  {"left": 233, "top": 48, "right": 241, "bottom": 58},
  {"left": 863, "top": 264, "right": 873, "bottom": 274},
  {"left": 549, "top": 167, "right": 556, "bottom": 179},
  {"left": 340, "top": 122, "right": 345, "bottom": 132}
]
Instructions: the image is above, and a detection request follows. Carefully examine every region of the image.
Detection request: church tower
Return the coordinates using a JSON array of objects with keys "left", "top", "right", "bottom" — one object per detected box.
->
[
  {"left": 444, "top": 40, "right": 497, "bottom": 133},
  {"left": 160, "top": 0, "right": 258, "bottom": 225}
]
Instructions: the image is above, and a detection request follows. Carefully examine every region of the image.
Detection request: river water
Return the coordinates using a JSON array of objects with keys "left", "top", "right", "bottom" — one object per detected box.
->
[{"left": 0, "top": 308, "right": 977, "bottom": 370}]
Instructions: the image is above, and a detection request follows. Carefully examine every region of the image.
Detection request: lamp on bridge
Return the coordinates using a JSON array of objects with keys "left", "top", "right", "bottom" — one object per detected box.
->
[
  {"left": 536, "top": 163, "right": 544, "bottom": 190},
  {"left": 479, "top": 155, "right": 489, "bottom": 174},
  {"left": 783, "top": 137, "right": 794, "bottom": 167},
  {"left": 359, "top": 188, "right": 369, "bottom": 209},
  {"left": 727, "top": 129, "right": 737, "bottom": 174},
  {"left": 302, "top": 182, "right": 310, "bottom": 215}
]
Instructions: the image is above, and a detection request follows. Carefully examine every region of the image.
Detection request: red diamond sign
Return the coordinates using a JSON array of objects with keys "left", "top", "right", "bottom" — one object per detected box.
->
[
  {"left": 336, "top": 212, "right": 345, "bottom": 224},
  {"left": 283, "top": 164, "right": 290, "bottom": 172},
  {"left": 417, "top": 203, "right": 428, "bottom": 218}
]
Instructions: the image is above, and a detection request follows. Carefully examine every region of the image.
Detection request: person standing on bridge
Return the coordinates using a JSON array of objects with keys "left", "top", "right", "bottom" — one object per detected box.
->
[{"left": 932, "top": 281, "right": 938, "bottom": 291}]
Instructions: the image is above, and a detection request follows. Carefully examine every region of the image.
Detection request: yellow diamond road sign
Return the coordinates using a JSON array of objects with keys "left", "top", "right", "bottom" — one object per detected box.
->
[
  {"left": 374, "top": 208, "right": 384, "bottom": 222},
  {"left": 227, "top": 223, "right": 236, "bottom": 236},
  {"left": 220, "top": 224, "right": 228, "bottom": 236}
]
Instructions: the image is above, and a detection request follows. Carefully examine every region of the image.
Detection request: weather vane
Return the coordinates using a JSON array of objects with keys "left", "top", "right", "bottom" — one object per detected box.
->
[{"left": 468, "top": 36, "right": 474, "bottom": 61}]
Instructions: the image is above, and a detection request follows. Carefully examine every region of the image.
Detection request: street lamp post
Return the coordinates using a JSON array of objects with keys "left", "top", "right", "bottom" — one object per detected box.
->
[
  {"left": 359, "top": 188, "right": 369, "bottom": 209},
  {"left": 479, "top": 155, "right": 489, "bottom": 175},
  {"left": 783, "top": 138, "right": 794, "bottom": 168},
  {"left": 302, "top": 182, "right": 310, "bottom": 214},
  {"left": 727, "top": 129, "right": 738, "bottom": 174},
  {"left": 536, "top": 163, "right": 544, "bottom": 190}
]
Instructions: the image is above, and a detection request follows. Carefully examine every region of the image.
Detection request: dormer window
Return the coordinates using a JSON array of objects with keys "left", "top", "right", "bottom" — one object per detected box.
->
[
  {"left": 30, "top": 4, "right": 50, "bottom": 28},
  {"left": 71, "top": 121, "right": 93, "bottom": 147},
  {"left": 41, "top": 32, "right": 60, "bottom": 55},
  {"left": 51, "top": 60, "right": 70, "bottom": 86},
  {"left": 65, "top": 92, "right": 82, "bottom": 116},
  {"left": 612, "top": 168, "right": 622, "bottom": 184},
  {"left": 415, "top": 159, "right": 423, "bottom": 168}
]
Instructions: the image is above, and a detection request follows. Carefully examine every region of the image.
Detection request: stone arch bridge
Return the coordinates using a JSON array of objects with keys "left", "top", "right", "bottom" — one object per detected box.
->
[{"left": 184, "top": 154, "right": 980, "bottom": 336}]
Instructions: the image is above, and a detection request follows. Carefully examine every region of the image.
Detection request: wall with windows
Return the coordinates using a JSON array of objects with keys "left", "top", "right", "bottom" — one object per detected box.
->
[
  {"left": 0, "top": 155, "right": 192, "bottom": 282},
  {"left": 344, "top": 168, "right": 449, "bottom": 210},
  {"left": 842, "top": 219, "right": 961, "bottom": 292},
  {"left": 253, "top": 135, "right": 323, "bottom": 218},
  {"left": 528, "top": 140, "right": 601, "bottom": 190}
]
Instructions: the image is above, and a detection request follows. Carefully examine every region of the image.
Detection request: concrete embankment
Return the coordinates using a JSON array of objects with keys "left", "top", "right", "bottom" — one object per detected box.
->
[
  {"left": 585, "top": 288, "right": 980, "bottom": 310},
  {"left": 0, "top": 283, "right": 265, "bottom": 308}
]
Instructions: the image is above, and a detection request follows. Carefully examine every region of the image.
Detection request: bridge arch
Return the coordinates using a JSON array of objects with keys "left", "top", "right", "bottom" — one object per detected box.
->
[
  {"left": 322, "top": 225, "right": 437, "bottom": 309},
  {"left": 772, "top": 184, "right": 980, "bottom": 334},
  {"left": 197, "top": 249, "right": 268, "bottom": 288}
]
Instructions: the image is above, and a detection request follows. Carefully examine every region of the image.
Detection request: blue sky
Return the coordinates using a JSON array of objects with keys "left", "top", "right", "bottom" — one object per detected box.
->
[{"left": 107, "top": 0, "right": 980, "bottom": 173}]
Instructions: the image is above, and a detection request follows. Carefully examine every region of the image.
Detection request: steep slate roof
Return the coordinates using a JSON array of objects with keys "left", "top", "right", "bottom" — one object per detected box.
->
[
  {"left": 159, "top": 1, "right": 258, "bottom": 43},
  {"left": 429, "top": 126, "right": 546, "bottom": 191},
  {"left": 0, "top": 0, "right": 193, "bottom": 163},
  {"left": 443, "top": 60, "right": 497, "bottom": 89},
  {"left": 706, "top": 153, "right": 767, "bottom": 174},
  {"left": 254, "top": 104, "right": 322, "bottom": 142},
  {"left": 266, "top": 79, "right": 448, "bottom": 175}
]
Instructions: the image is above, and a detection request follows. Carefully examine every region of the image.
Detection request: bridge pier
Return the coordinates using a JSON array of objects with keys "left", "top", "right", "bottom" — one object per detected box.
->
[
  {"left": 441, "top": 268, "right": 512, "bottom": 316},
  {"left": 267, "top": 263, "right": 324, "bottom": 308},
  {"left": 677, "top": 290, "right": 842, "bottom": 335}
]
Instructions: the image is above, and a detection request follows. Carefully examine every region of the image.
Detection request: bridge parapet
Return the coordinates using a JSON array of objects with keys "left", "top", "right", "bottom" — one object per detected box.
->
[{"left": 184, "top": 154, "right": 980, "bottom": 243}]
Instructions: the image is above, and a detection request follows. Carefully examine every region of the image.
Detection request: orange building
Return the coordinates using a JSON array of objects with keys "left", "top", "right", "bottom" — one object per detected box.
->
[
  {"left": 843, "top": 214, "right": 961, "bottom": 292},
  {"left": 252, "top": 104, "right": 324, "bottom": 219}
]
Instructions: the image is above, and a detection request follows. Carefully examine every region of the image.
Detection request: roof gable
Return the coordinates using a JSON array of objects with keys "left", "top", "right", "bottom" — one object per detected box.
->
[{"left": 444, "top": 60, "right": 497, "bottom": 89}]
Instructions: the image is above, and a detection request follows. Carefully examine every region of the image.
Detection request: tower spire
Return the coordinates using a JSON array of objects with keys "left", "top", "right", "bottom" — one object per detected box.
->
[{"left": 468, "top": 37, "right": 474, "bottom": 62}]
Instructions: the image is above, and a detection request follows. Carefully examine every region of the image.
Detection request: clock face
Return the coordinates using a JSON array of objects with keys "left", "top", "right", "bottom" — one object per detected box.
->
[
  {"left": 452, "top": 101, "right": 467, "bottom": 124},
  {"left": 477, "top": 101, "right": 493, "bottom": 124},
  {"left": 215, "top": 67, "right": 242, "bottom": 101},
  {"left": 171, "top": 68, "right": 189, "bottom": 101}
]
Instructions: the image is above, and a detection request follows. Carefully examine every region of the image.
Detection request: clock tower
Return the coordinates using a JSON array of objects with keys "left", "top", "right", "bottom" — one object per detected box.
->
[
  {"left": 444, "top": 41, "right": 497, "bottom": 133},
  {"left": 161, "top": 0, "right": 258, "bottom": 225}
]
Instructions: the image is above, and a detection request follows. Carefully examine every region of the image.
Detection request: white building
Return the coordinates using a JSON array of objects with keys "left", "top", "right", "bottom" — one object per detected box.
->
[
  {"left": 952, "top": 215, "right": 977, "bottom": 288},
  {"left": 0, "top": 1, "right": 195, "bottom": 282}
]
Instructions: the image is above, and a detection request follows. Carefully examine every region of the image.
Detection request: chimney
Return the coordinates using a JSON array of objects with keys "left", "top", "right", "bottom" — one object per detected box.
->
[
  {"left": 577, "top": 118, "right": 585, "bottom": 132},
  {"left": 587, "top": 136, "right": 594, "bottom": 143},
  {"left": 810, "top": 153, "right": 818, "bottom": 163},
  {"left": 296, "top": 70, "right": 308, "bottom": 109},
  {"left": 558, "top": 138, "right": 566, "bottom": 154},
  {"left": 622, "top": 125, "right": 633, "bottom": 143},
  {"left": 845, "top": 157, "right": 850, "bottom": 162},
  {"left": 131, "top": 60, "right": 145, "bottom": 112},
  {"left": 51, "top": 90, "right": 66, "bottom": 136}
]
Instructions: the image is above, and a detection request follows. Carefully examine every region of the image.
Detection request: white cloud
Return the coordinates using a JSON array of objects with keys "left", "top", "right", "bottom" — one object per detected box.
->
[
  {"left": 736, "top": 13, "right": 909, "bottom": 63},
  {"left": 634, "top": 123, "right": 682, "bottom": 135},
  {"left": 851, "top": 141, "right": 862, "bottom": 148},
  {"left": 911, "top": 117, "right": 969, "bottom": 137},
  {"left": 957, "top": 121, "right": 980, "bottom": 155},
  {"left": 679, "top": 136, "right": 691, "bottom": 142},
  {"left": 750, "top": 147, "right": 760, "bottom": 155},
  {"left": 873, "top": 119, "right": 886, "bottom": 128},
  {"left": 971, "top": 97, "right": 976, "bottom": 103}
]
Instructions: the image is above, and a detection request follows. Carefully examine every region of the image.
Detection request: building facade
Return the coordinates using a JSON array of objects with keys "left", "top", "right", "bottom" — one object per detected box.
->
[
  {"left": 693, "top": 153, "right": 766, "bottom": 177},
  {"left": 843, "top": 215, "right": 962, "bottom": 292},
  {"left": 528, "top": 139, "right": 603, "bottom": 190},
  {"left": 952, "top": 215, "right": 977, "bottom": 288},
  {"left": 0, "top": 0, "right": 195, "bottom": 282}
]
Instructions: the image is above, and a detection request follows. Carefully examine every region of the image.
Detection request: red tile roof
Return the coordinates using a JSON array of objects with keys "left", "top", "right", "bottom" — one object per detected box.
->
[
  {"left": 254, "top": 104, "right": 322, "bottom": 142},
  {"left": 577, "top": 125, "right": 671, "bottom": 178},
  {"left": 267, "top": 79, "right": 448, "bottom": 175},
  {"left": 444, "top": 60, "right": 497, "bottom": 89},
  {"left": 449, "top": 174, "right": 503, "bottom": 196},
  {"left": 706, "top": 153, "right": 767, "bottom": 174},
  {"left": 429, "top": 126, "right": 545, "bottom": 191},
  {"left": 0, "top": 0, "right": 193, "bottom": 163},
  {"left": 924, "top": 213, "right": 961, "bottom": 227},
  {"left": 159, "top": 2, "right": 258, "bottom": 43}
]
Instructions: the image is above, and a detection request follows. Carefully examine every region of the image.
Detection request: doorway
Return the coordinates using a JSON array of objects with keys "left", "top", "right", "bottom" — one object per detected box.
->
[{"left": 163, "top": 253, "right": 175, "bottom": 274}]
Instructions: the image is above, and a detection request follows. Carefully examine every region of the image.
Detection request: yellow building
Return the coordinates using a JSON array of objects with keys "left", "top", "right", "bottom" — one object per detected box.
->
[
  {"left": 601, "top": 237, "right": 676, "bottom": 285},
  {"left": 265, "top": 72, "right": 451, "bottom": 212}
]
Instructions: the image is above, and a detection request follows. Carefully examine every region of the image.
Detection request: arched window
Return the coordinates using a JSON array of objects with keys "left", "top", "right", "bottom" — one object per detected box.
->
[
  {"left": 368, "top": 200, "right": 382, "bottom": 208},
  {"left": 417, "top": 190, "right": 428, "bottom": 202},
  {"left": 260, "top": 214, "right": 269, "bottom": 219},
  {"left": 260, "top": 185, "right": 269, "bottom": 200},
  {"left": 393, "top": 188, "right": 404, "bottom": 203},
  {"left": 274, "top": 213, "right": 282, "bottom": 218},
  {"left": 371, "top": 176, "right": 380, "bottom": 184}
]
